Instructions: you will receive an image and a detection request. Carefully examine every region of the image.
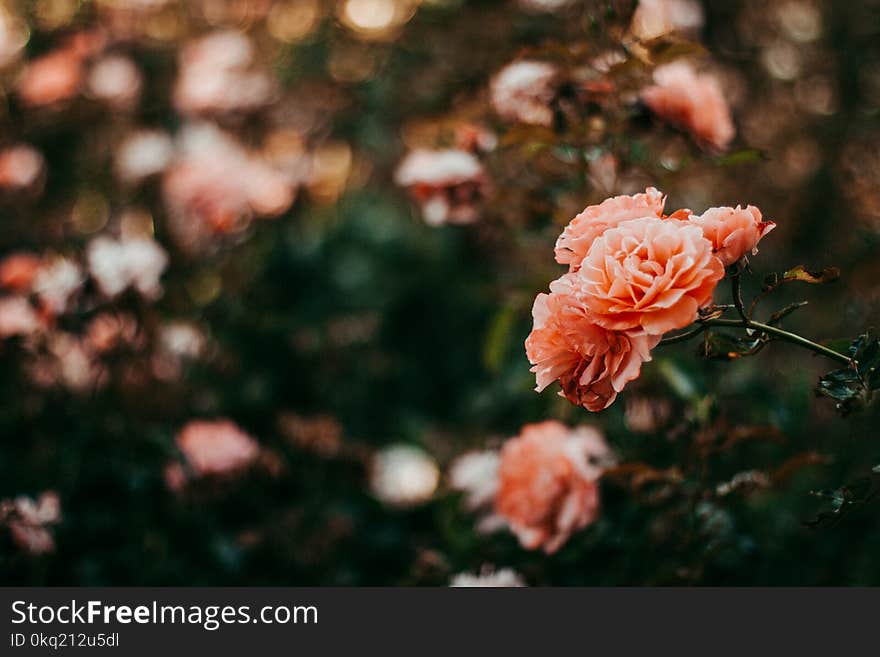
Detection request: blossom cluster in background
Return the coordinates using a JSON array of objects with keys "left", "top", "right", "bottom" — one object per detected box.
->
[{"left": 2, "top": 0, "right": 880, "bottom": 587}]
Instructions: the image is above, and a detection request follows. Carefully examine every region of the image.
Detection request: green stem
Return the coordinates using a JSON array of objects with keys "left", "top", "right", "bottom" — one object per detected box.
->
[
  {"left": 661, "top": 317, "right": 852, "bottom": 366},
  {"left": 730, "top": 267, "right": 748, "bottom": 321}
]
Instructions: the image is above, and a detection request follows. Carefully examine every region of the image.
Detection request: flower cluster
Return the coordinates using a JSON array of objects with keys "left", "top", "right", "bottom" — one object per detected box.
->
[
  {"left": 449, "top": 420, "right": 614, "bottom": 554},
  {"left": 0, "top": 491, "right": 61, "bottom": 556},
  {"left": 163, "top": 419, "right": 261, "bottom": 492},
  {"left": 527, "top": 188, "right": 775, "bottom": 411}
]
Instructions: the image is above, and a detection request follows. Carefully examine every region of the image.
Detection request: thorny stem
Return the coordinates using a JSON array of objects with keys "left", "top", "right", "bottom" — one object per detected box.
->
[{"left": 660, "top": 317, "right": 853, "bottom": 366}]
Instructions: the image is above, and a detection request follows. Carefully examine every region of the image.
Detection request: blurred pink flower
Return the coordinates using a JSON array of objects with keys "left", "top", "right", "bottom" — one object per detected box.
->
[
  {"left": 450, "top": 566, "right": 525, "bottom": 587},
  {"left": 555, "top": 187, "right": 666, "bottom": 271},
  {"left": 448, "top": 450, "right": 500, "bottom": 511},
  {"left": 87, "top": 234, "right": 168, "bottom": 299},
  {"left": 163, "top": 123, "right": 298, "bottom": 252},
  {"left": 0, "top": 145, "right": 45, "bottom": 191},
  {"left": 1, "top": 491, "right": 61, "bottom": 556},
  {"left": 85, "top": 312, "right": 141, "bottom": 354},
  {"left": 16, "top": 49, "right": 83, "bottom": 107},
  {"left": 641, "top": 61, "right": 735, "bottom": 151},
  {"left": 115, "top": 129, "right": 175, "bottom": 184},
  {"left": 0, "top": 252, "right": 42, "bottom": 291},
  {"left": 32, "top": 257, "right": 83, "bottom": 316},
  {"left": 495, "top": 421, "right": 612, "bottom": 553},
  {"left": 526, "top": 281, "right": 659, "bottom": 411},
  {"left": 370, "top": 444, "right": 440, "bottom": 508},
  {"left": 517, "top": 0, "right": 571, "bottom": 11},
  {"left": 86, "top": 54, "right": 142, "bottom": 110},
  {"left": 0, "top": 296, "right": 41, "bottom": 338},
  {"left": 630, "top": 0, "right": 704, "bottom": 41},
  {"left": 490, "top": 60, "right": 558, "bottom": 127},
  {"left": 175, "top": 419, "right": 260, "bottom": 478},
  {"left": 173, "top": 31, "right": 275, "bottom": 116},
  {"left": 44, "top": 333, "right": 105, "bottom": 393},
  {"left": 575, "top": 217, "right": 724, "bottom": 335},
  {"left": 690, "top": 205, "right": 775, "bottom": 266},
  {"left": 394, "top": 149, "right": 489, "bottom": 226}
]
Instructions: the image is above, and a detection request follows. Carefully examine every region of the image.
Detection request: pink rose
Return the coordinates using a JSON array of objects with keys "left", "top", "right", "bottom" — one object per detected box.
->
[
  {"left": 690, "top": 205, "right": 776, "bottom": 266},
  {"left": 575, "top": 217, "right": 724, "bottom": 335},
  {"left": 554, "top": 187, "right": 666, "bottom": 271},
  {"left": 525, "top": 283, "right": 659, "bottom": 411},
  {"left": 495, "top": 421, "right": 612, "bottom": 554},
  {"left": 490, "top": 60, "right": 558, "bottom": 127},
  {"left": 641, "top": 61, "right": 735, "bottom": 151},
  {"left": 175, "top": 419, "right": 259, "bottom": 478}
]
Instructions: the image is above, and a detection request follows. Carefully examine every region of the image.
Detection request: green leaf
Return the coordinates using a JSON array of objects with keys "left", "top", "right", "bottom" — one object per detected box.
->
[
  {"left": 817, "top": 332, "right": 880, "bottom": 414},
  {"left": 482, "top": 305, "right": 516, "bottom": 373},
  {"left": 715, "top": 148, "right": 767, "bottom": 167},
  {"left": 783, "top": 265, "right": 840, "bottom": 284},
  {"left": 700, "top": 332, "right": 758, "bottom": 361}
]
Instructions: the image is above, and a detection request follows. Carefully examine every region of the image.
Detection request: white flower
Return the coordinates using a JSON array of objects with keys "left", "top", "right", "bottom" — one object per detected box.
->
[
  {"left": 370, "top": 444, "right": 439, "bottom": 508},
  {"left": 87, "top": 54, "right": 142, "bottom": 108},
  {"left": 448, "top": 450, "right": 500, "bottom": 510},
  {"left": 115, "top": 130, "right": 174, "bottom": 183},
  {"left": 490, "top": 60, "right": 558, "bottom": 127},
  {"left": 630, "top": 0, "right": 704, "bottom": 41},
  {"left": 450, "top": 567, "right": 526, "bottom": 587},
  {"left": 174, "top": 31, "right": 275, "bottom": 115},
  {"left": 33, "top": 257, "right": 83, "bottom": 315},
  {"left": 87, "top": 235, "right": 168, "bottom": 300},
  {"left": 394, "top": 149, "right": 483, "bottom": 188}
]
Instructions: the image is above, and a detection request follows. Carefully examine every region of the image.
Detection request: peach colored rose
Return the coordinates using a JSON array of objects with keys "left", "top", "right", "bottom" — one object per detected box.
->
[
  {"left": 575, "top": 217, "right": 724, "bottom": 335},
  {"left": 175, "top": 419, "right": 260, "bottom": 478},
  {"left": 16, "top": 49, "right": 83, "bottom": 108},
  {"left": 525, "top": 282, "right": 659, "bottom": 411},
  {"left": 0, "top": 145, "right": 45, "bottom": 191},
  {"left": 394, "top": 149, "right": 489, "bottom": 226},
  {"left": 641, "top": 61, "right": 735, "bottom": 151},
  {"left": 490, "top": 60, "right": 558, "bottom": 127},
  {"left": 690, "top": 205, "right": 775, "bottom": 266},
  {"left": 1, "top": 491, "right": 61, "bottom": 556},
  {"left": 555, "top": 187, "right": 666, "bottom": 271},
  {"left": 495, "top": 421, "right": 612, "bottom": 554},
  {"left": 0, "top": 252, "right": 41, "bottom": 291},
  {"left": 0, "top": 296, "right": 42, "bottom": 338}
]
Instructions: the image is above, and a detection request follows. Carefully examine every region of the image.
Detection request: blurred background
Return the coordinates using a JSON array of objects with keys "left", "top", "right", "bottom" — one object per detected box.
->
[{"left": 2, "top": 0, "right": 880, "bottom": 585}]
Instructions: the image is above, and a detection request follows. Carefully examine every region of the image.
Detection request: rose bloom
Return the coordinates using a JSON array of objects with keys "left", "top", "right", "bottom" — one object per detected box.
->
[
  {"left": 0, "top": 145, "right": 45, "bottom": 191},
  {"left": 173, "top": 31, "right": 274, "bottom": 116},
  {"left": 490, "top": 60, "right": 559, "bottom": 127},
  {"left": 0, "top": 296, "right": 41, "bottom": 338},
  {"left": 394, "top": 149, "right": 489, "bottom": 226},
  {"left": 86, "top": 54, "right": 142, "bottom": 110},
  {"left": 175, "top": 419, "right": 260, "bottom": 478},
  {"left": 370, "top": 444, "right": 440, "bottom": 508},
  {"left": 574, "top": 217, "right": 724, "bottom": 335},
  {"left": 163, "top": 123, "right": 297, "bottom": 252},
  {"left": 495, "top": 421, "right": 613, "bottom": 553},
  {"left": 32, "top": 257, "right": 83, "bottom": 316},
  {"left": 450, "top": 567, "right": 525, "bottom": 587},
  {"left": 16, "top": 48, "right": 83, "bottom": 108},
  {"left": 0, "top": 252, "right": 41, "bottom": 291},
  {"left": 641, "top": 61, "right": 735, "bottom": 151},
  {"left": 630, "top": 0, "right": 704, "bottom": 41},
  {"left": 526, "top": 279, "right": 659, "bottom": 411},
  {"left": 1, "top": 491, "right": 61, "bottom": 556},
  {"left": 555, "top": 187, "right": 666, "bottom": 271},
  {"left": 448, "top": 450, "right": 500, "bottom": 511},
  {"left": 690, "top": 205, "right": 775, "bottom": 266},
  {"left": 115, "top": 129, "right": 175, "bottom": 184},
  {"left": 87, "top": 234, "right": 168, "bottom": 300}
]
